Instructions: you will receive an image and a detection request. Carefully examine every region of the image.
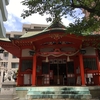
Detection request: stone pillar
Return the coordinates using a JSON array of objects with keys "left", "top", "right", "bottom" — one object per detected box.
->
[
  {"left": 0, "top": 67, "right": 4, "bottom": 87},
  {"left": 32, "top": 54, "right": 37, "bottom": 86},
  {"left": 79, "top": 54, "right": 85, "bottom": 86}
]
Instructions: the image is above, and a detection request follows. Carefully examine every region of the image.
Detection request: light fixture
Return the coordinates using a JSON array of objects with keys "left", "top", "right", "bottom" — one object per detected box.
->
[
  {"left": 29, "top": 50, "right": 35, "bottom": 56},
  {"left": 80, "top": 49, "right": 86, "bottom": 54}
]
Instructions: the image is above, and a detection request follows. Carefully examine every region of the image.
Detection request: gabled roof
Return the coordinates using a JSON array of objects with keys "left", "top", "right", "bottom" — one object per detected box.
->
[
  {"left": 1, "top": 21, "right": 100, "bottom": 58},
  {"left": 20, "top": 21, "right": 66, "bottom": 38}
]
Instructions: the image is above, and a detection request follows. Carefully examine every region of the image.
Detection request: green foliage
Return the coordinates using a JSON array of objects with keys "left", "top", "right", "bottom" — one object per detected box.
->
[
  {"left": 66, "top": 17, "right": 100, "bottom": 35},
  {"left": 21, "top": 0, "right": 100, "bottom": 35}
]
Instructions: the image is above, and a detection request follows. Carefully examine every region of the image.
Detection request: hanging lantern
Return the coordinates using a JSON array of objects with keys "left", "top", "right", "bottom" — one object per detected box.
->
[
  {"left": 67, "top": 56, "right": 70, "bottom": 62},
  {"left": 46, "top": 56, "right": 49, "bottom": 62}
]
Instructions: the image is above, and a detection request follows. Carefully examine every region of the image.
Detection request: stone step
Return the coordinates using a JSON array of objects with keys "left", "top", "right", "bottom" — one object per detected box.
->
[
  {"left": 26, "top": 87, "right": 91, "bottom": 99},
  {"left": 28, "top": 94, "right": 91, "bottom": 99},
  {"left": 28, "top": 91, "right": 90, "bottom": 95},
  {"left": 27, "top": 87, "right": 89, "bottom": 91}
]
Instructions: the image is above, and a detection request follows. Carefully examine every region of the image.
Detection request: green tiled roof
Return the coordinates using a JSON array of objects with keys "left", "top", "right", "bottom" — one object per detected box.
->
[
  {"left": 20, "top": 21, "right": 66, "bottom": 38},
  {"left": 20, "top": 31, "right": 42, "bottom": 38},
  {"left": 0, "top": 38, "right": 10, "bottom": 41}
]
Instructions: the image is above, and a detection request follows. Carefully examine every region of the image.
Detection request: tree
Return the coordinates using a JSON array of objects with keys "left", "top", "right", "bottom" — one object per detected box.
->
[{"left": 21, "top": 0, "right": 100, "bottom": 35}]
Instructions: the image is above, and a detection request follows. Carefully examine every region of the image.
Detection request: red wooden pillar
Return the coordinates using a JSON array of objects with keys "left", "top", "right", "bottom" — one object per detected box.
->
[
  {"left": 17, "top": 48, "right": 23, "bottom": 86},
  {"left": 96, "top": 57, "right": 100, "bottom": 85},
  {"left": 79, "top": 54, "right": 85, "bottom": 86},
  {"left": 32, "top": 54, "right": 37, "bottom": 86},
  {"left": 17, "top": 57, "right": 22, "bottom": 86},
  {"left": 96, "top": 49, "right": 100, "bottom": 85}
]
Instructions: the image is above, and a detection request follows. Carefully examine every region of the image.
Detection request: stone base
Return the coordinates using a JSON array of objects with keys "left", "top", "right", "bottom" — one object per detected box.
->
[
  {"left": 0, "top": 82, "right": 19, "bottom": 100},
  {"left": 0, "top": 95, "right": 19, "bottom": 100}
]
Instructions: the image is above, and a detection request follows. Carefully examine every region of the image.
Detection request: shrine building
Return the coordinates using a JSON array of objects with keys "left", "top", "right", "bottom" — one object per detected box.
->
[{"left": 0, "top": 21, "right": 100, "bottom": 86}]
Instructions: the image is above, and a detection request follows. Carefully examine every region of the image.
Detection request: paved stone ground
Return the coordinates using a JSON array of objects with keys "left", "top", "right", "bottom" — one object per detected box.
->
[
  {"left": 17, "top": 98, "right": 100, "bottom": 100},
  {"left": 18, "top": 97, "right": 100, "bottom": 100}
]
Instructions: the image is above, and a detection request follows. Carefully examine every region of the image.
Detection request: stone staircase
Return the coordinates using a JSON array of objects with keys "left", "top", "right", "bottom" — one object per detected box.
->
[{"left": 27, "top": 86, "right": 91, "bottom": 99}]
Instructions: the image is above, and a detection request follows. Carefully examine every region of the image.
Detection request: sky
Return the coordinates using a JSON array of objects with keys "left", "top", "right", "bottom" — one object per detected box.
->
[{"left": 4, "top": 0, "right": 83, "bottom": 32}]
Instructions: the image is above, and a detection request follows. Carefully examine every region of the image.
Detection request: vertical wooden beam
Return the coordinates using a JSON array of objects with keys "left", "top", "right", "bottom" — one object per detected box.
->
[
  {"left": 32, "top": 54, "right": 37, "bottom": 86},
  {"left": 17, "top": 49, "right": 22, "bottom": 86},
  {"left": 17, "top": 57, "right": 22, "bottom": 86},
  {"left": 96, "top": 49, "right": 100, "bottom": 85},
  {"left": 79, "top": 54, "right": 85, "bottom": 86}
]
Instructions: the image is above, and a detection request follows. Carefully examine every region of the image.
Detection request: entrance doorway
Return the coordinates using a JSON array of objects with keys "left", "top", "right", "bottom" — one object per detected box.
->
[
  {"left": 41, "top": 60, "right": 75, "bottom": 86},
  {"left": 50, "top": 63, "right": 67, "bottom": 85},
  {"left": 49, "top": 61, "right": 75, "bottom": 86}
]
